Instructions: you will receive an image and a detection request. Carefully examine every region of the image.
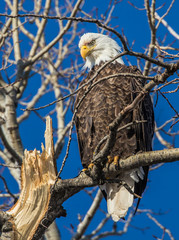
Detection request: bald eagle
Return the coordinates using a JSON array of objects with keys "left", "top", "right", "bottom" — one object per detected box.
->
[{"left": 75, "top": 33, "right": 154, "bottom": 221}]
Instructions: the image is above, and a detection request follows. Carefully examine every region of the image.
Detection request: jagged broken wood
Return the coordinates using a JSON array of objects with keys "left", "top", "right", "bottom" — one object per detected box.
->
[{"left": 0, "top": 116, "right": 57, "bottom": 240}]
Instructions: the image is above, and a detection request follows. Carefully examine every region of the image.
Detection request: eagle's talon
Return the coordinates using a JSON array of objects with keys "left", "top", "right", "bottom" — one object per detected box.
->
[
  {"left": 106, "top": 156, "right": 120, "bottom": 170},
  {"left": 88, "top": 163, "right": 94, "bottom": 171},
  {"left": 106, "top": 156, "right": 113, "bottom": 169},
  {"left": 107, "top": 156, "right": 113, "bottom": 164},
  {"left": 81, "top": 168, "right": 88, "bottom": 172},
  {"left": 114, "top": 156, "right": 120, "bottom": 169}
]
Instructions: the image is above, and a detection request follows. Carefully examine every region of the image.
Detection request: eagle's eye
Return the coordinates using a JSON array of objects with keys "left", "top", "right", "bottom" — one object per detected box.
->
[{"left": 88, "top": 39, "right": 95, "bottom": 46}]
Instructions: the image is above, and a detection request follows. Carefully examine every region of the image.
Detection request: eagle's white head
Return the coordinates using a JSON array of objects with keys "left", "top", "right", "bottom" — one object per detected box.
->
[{"left": 79, "top": 33, "right": 124, "bottom": 70}]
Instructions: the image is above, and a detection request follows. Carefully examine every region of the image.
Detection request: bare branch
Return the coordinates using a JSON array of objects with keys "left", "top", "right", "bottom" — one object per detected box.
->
[
  {"left": 12, "top": 0, "right": 21, "bottom": 61},
  {"left": 155, "top": 12, "right": 179, "bottom": 40},
  {"left": 28, "top": 0, "right": 51, "bottom": 59},
  {"left": 147, "top": 213, "right": 175, "bottom": 240},
  {"left": 29, "top": 0, "right": 83, "bottom": 64},
  {"left": 143, "top": 0, "right": 156, "bottom": 76},
  {"left": 74, "top": 190, "right": 103, "bottom": 240}
]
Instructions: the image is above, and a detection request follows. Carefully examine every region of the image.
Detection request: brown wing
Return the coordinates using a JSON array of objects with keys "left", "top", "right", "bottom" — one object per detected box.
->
[{"left": 75, "top": 62, "right": 154, "bottom": 196}]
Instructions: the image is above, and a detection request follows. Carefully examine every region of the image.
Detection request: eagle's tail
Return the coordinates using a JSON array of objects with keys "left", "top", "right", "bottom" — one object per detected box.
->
[
  {"left": 100, "top": 168, "right": 145, "bottom": 221},
  {"left": 104, "top": 176, "right": 135, "bottom": 222}
]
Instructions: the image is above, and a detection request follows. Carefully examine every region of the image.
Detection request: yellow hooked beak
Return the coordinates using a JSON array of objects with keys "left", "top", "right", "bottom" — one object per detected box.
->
[{"left": 80, "top": 45, "right": 96, "bottom": 59}]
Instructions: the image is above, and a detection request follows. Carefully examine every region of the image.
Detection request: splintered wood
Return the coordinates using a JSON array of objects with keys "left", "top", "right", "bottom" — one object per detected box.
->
[{"left": 1, "top": 116, "right": 57, "bottom": 240}]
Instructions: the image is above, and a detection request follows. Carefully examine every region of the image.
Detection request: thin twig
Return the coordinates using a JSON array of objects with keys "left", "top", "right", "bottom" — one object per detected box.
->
[
  {"left": 147, "top": 213, "right": 175, "bottom": 240},
  {"left": 0, "top": 176, "right": 18, "bottom": 201}
]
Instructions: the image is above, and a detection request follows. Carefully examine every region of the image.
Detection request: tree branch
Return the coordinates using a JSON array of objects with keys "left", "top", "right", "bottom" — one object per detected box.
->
[
  {"left": 74, "top": 189, "right": 103, "bottom": 240},
  {"left": 12, "top": 0, "right": 21, "bottom": 61},
  {"left": 1, "top": 114, "right": 179, "bottom": 240}
]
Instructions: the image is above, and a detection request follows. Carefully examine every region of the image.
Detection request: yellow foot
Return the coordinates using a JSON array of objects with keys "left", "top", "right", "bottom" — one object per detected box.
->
[{"left": 107, "top": 155, "right": 120, "bottom": 169}]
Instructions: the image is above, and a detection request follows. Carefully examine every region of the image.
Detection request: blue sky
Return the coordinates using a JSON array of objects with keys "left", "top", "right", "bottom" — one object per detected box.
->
[{"left": 0, "top": 0, "right": 179, "bottom": 239}]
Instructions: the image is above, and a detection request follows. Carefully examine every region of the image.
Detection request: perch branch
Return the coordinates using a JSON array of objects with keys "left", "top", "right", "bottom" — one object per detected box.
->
[{"left": 0, "top": 116, "right": 179, "bottom": 239}]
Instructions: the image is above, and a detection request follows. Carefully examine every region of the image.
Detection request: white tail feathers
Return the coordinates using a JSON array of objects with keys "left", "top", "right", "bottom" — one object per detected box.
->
[{"left": 105, "top": 177, "right": 135, "bottom": 222}]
